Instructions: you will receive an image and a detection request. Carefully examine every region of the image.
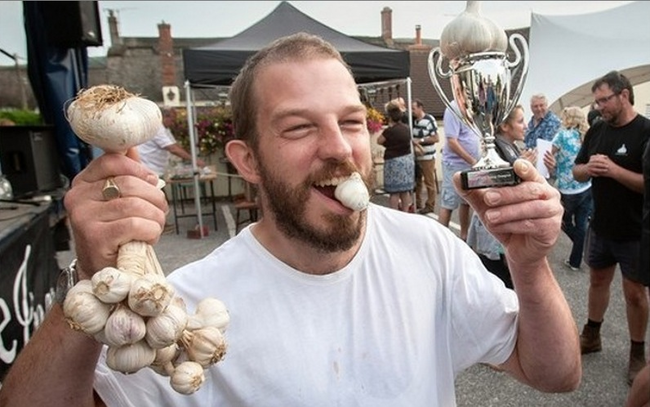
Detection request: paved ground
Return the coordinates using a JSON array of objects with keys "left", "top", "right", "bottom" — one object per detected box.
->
[{"left": 57, "top": 190, "right": 648, "bottom": 406}]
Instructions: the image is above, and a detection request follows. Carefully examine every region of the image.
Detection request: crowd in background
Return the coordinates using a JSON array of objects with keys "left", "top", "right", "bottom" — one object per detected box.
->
[{"left": 379, "top": 70, "right": 649, "bottom": 406}]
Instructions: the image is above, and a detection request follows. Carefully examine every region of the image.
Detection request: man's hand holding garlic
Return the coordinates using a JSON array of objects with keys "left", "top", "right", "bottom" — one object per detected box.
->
[{"left": 60, "top": 86, "right": 230, "bottom": 395}]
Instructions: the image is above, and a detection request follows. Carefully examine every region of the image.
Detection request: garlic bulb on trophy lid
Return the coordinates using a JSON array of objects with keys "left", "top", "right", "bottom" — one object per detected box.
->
[
  {"left": 335, "top": 172, "right": 370, "bottom": 212},
  {"left": 439, "top": 0, "right": 508, "bottom": 60}
]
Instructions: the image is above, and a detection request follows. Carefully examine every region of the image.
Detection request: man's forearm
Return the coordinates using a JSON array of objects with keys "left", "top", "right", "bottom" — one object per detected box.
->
[
  {"left": 0, "top": 305, "right": 103, "bottom": 406},
  {"left": 505, "top": 258, "right": 581, "bottom": 392},
  {"left": 572, "top": 163, "right": 590, "bottom": 182}
]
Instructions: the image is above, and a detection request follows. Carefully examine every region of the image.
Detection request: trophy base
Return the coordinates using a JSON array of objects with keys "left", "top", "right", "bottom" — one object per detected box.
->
[{"left": 460, "top": 167, "right": 520, "bottom": 190}]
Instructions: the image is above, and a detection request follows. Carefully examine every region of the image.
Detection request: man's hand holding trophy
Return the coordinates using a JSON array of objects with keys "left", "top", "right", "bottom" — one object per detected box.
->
[{"left": 429, "top": 0, "right": 529, "bottom": 189}]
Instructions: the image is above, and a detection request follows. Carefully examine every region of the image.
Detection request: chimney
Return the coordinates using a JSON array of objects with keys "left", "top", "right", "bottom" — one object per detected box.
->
[
  {"left": 408, "top": 24, "right": 430, "bottom": 51},
  {"left": 108, "top": 10, "right": 122, "bottom": 46},
  {"left": 381, "top": 7, "right": 393, "bottom": 45},
  {"left": 158, "top": 21, "right": 176, "bottom": 86}
]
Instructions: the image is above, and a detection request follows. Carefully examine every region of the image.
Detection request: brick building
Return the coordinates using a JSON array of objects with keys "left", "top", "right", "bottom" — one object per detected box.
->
[{"left": 0, "top": 6, "right": 530, "bottom": 120}]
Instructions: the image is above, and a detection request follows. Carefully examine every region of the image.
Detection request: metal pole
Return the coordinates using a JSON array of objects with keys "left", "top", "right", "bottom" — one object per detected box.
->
[{"left": 184, "top": 80, "right": 205, "bottom": 237}]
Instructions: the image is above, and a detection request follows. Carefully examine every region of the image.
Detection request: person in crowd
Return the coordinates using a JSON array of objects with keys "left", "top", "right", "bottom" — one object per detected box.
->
[
  {"left": 625, "top": 136, "right": 650, "bottom": 407},
  {"left": 438, "top": 100, "right": 480, "bottom": 241},
  {"left": 587, "top": 102, "right": 603, "bottom": 127},
  {"left": 377, "top": 101, "right": 415, "bottom": 211},
  {"left": 523, "top": 93, "right": 561, "bottom": 149},
  {"left": 573, "top": 70, "right": 650, "bottom": 385},
  {"left": 411, "top": 99, "right": 439, "bottom": 214},
  {"left": 543, "top": 106, "right": 593, "bottom": 271},
  {"left": 467, "top": 105, "right": 535, "bottom": 289},
  {"left": 0, "top": 33, "right": 581, "bottom": 406},
  {"left": 137, "top": 108, "right": 205, "bottom": 177}
]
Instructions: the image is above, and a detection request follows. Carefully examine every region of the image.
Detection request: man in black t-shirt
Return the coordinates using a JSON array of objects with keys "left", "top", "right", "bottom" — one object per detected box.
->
[{"left": 573, "top": 71, "right": 650, "bottom": 386}]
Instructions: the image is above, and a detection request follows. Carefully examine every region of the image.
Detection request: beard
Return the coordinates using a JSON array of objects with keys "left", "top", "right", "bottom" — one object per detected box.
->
[{"left": 257, "top": 159, "right": 369, "bottom": 253}]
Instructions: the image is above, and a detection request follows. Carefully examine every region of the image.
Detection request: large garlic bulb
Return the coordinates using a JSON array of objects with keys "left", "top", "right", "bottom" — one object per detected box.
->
[
  {"left": 334, "top": 172, "right": 370, "bottom": 212},
  {"left": 66, "top": 85, "right": 162, "bottom": 153},
  {"left": 63, "top": 280, "right": 112, "bottom": 335},
  {"left": 440, "top": 1, "right": 508, "bottom": 60}
]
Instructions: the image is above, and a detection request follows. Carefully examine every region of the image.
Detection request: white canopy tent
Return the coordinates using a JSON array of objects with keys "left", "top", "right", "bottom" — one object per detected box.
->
[{"left": 519, "top": 1, "right": 650, "bottom": 112}]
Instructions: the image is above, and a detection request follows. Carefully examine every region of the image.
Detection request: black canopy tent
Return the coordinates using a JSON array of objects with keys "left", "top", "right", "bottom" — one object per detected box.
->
[
  {"left": 182, "top": 1, "right": 410, "bottom": 86},
  {"left": 180, "top": 1, "right": 411, "bottom": 237}
]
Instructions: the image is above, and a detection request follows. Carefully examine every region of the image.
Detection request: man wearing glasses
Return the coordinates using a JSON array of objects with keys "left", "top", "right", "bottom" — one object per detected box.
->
[{"left": 573, "top": 70, "right": 650, "bottom": 386}]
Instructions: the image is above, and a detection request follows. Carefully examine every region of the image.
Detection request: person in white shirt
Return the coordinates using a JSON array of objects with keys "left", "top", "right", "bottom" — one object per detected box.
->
[
  {"left": 0, "top": 33, "right": 581, "bottom": 407},
  {"left": 137, "top": 109, "right": 205, "bottom": 177}
]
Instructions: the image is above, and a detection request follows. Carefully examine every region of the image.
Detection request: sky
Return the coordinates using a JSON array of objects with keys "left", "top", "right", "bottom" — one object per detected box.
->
[{"left": 0, "top": 1, "right": 633, "bottom": 66}]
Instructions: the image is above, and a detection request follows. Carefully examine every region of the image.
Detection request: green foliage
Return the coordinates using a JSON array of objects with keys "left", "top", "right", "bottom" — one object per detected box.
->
[{"left": 0, "top": 109, "right": 43, "bottom": 125}]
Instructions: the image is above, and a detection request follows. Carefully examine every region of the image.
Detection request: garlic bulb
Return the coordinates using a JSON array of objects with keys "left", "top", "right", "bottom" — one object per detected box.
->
[
  {"left": 128, "top": 274, "right": 175, "bottom": 317},
  {"left": 66, "top": 85, "right": 162, "bottom": 153},
  {"left": 106, "top": 340, "right": 156, "bottom": 374},
  {"left": 103, "top": 304, "right": 147, "bottom": 347},
  {"left": 181, "top": 326, "right": 227, "bottom": 368},
  {"left": 334, "top": 172, "right": 370, "bottom": 211},
  {"left": 187, "top": 297, "right": 230, "bottom": 332},
  {"left": 440, "top": 1, "right": 508, "bottom": 60},
  {"left": 170, "top": 361, "right": 206, "bottom": 395},
  {"left": 91, "top": 266, "right": 134, "bottom": 303},
  {"left": 63, "top": 280, "right": 112, "bottom": 335},
  {"left": 149, "top": 344, "right": 180, "bottom": 377},
  {"left": 145, "top": 297, "right": 189, "bottom": 349}
]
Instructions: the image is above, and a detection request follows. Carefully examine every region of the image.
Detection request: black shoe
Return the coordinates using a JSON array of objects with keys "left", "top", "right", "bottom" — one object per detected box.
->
[{"left": 418, "top": 207, "right": 434, "bottom": 215}]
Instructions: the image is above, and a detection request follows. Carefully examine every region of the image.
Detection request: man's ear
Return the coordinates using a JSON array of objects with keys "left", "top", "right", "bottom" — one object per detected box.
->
[{"left": 225, "top": 140, "right": 261, "bottom": 184}]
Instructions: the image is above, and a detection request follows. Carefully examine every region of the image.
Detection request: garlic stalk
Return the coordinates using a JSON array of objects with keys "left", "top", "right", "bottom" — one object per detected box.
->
[
  {"left": 334, "top": 172, "right": 370, "bottom": 211},
  {"left": 63, "top": 280, "right": 112, "bottom": 335},
  {"left": 170, "top": 361, "right": 206, "bottom": 395}
]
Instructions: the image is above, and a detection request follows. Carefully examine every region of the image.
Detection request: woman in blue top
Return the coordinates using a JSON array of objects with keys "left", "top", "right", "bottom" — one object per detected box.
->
[{"left": 543, "top": 106, "right": 593, "bottom": 270}]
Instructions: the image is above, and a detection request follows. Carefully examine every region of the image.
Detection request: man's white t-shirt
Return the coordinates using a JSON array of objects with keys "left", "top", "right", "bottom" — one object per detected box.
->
[
  {"left": 137, "top": 126, "right": 177, "bottom": 176},
  {"left": 95, "top": 204, "right": 518, "bottom": 406}
]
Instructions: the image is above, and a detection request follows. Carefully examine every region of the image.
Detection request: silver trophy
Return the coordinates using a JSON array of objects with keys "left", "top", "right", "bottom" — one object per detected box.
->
[{"left": 428, "top": 1, "right": 529, "bottom": 189}]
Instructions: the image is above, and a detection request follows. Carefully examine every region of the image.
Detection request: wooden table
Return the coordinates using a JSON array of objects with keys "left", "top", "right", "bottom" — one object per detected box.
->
[{"left": 165, "top": 165, "right": 218, "bottom": 235}]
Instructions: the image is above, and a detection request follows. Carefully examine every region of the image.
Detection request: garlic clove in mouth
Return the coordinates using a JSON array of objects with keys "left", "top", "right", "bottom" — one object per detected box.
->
[{"left": 334, "top": 172, "right": 370, "bottom": 211}]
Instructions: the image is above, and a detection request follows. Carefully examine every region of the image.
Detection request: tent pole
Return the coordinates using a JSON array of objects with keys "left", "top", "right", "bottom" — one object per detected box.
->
[
  {"left": 184, "top": 80, "right": 205, "bottom": 238},
  {"left": 406, "top": 77, "right": 414, "bottom": 149}
]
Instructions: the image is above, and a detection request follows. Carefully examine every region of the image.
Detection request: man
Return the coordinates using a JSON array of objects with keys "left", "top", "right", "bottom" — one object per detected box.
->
[
  {"left": 573, "top": 70, "right": 650, "bottom": 385},
  {"left": 524, "top": 93, "right": 561, "bottom": 149},
  {"left": 0, "top": 33, "right": 580, "bottom": 406},
  {"left": 411, "top": 99, "right": 439, "bottom": 214},
  {"left": 137, "top": 109, "right": 205, "bottom": 177},
  {"left": 438, "top": 100, "right": 480, "bottom": 241},
  {"left": 625, "top": 132, "right": 650, "bottom": 407}
]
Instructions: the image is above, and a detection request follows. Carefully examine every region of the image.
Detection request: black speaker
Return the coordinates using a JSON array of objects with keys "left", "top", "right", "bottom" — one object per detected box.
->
[
  {"left": 42, "top": 1, "right": 103, "bottom": 48},
  {"left": 0, "top": 126, "right": 64, "bottom": 198}
]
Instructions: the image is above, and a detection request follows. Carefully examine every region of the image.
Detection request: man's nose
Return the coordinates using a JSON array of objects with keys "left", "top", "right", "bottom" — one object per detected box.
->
[{"left": 318, "top": 124, "right": 353, "bottom": 161}]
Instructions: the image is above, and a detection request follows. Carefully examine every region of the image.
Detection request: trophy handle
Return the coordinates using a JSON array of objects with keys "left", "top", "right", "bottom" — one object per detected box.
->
[
  {"left": 503, "top": 33, "right": 530, "bottom": 119},
  {"left": 427, "top": 48, "right": 455, "bottom": 113}
]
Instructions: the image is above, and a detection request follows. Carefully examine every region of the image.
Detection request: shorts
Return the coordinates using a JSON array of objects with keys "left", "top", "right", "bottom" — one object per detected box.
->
[
  {"left": 585, "top": 226, "right": 642, "bottom": 282},
  {"left": 440, "top": 161, "right": 471, "bottom": 210}
]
